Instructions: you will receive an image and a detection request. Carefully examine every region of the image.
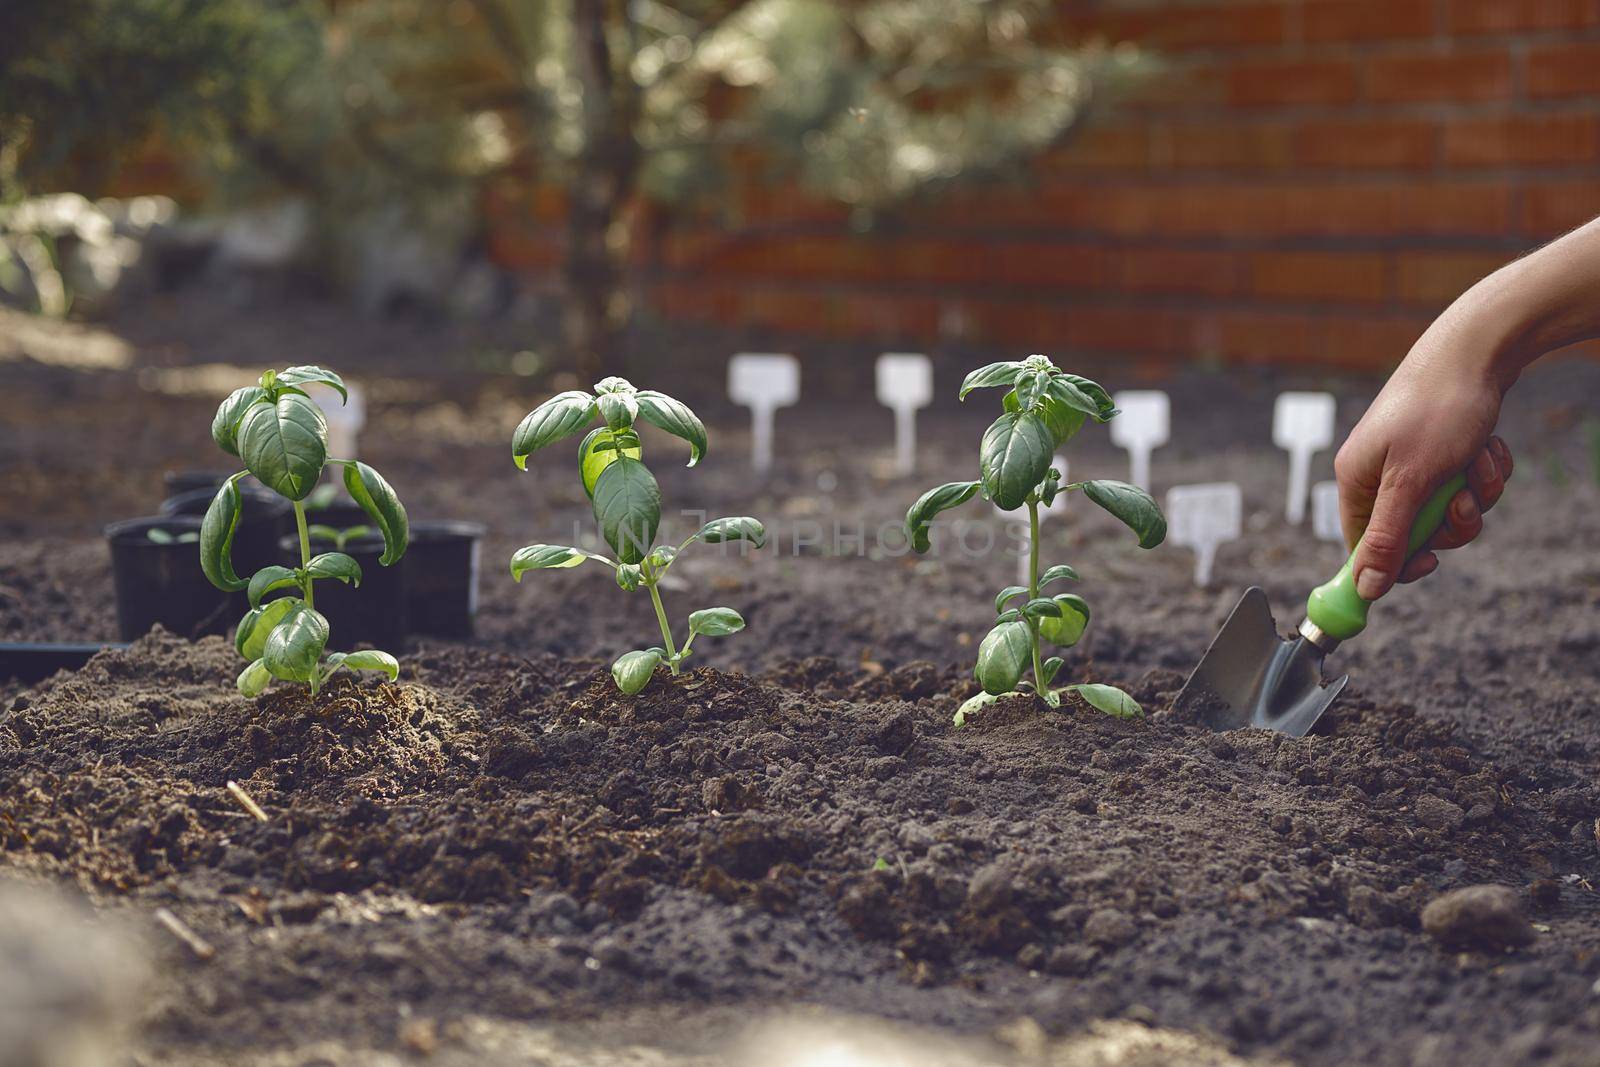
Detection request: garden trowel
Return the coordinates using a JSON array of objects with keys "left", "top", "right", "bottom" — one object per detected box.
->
[{"left": 1177, "top": 474, "right": 1466, "bottom": 736}]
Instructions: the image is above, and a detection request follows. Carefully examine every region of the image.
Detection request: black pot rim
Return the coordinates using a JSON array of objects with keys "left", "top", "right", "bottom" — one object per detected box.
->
[
  {"left": 105, "top": 515, "right": 204, "bottom": 546},
  {"left": 278, "top": 532, "right": 388, "bottom": 555},
  {"left": 409, "top": 520, "right": 487, "bottom": 543},
  {"left": 160, "top": 485, "right": 293, "bottom": 520}
]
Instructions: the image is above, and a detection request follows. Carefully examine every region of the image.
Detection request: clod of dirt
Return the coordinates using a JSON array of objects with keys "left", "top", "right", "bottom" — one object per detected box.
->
[
  {"left": 1421, "top": 884, "right": 1535, "bottom": 951},
  {"left": 1414, "top": 794, "right": 1466, "bottom": 833},
  {"left": 1082, "top": 908, "right": 1138, "bottom": 948}
]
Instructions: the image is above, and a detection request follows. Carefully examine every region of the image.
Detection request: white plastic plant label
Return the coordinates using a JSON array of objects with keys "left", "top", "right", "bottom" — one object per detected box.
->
[
  {"left": 1311, "top": 479, "right": 1344, "bottom": 544},
  {"left": 322, "top": 381, "right": 365, "bottom": 460},
  {"left": 1272, "top": 391, "right": 1335, "bottom": 525},
  {"left": 995, "top": 457, "right": 1068, "bottom": 585},
  {"left": 1165, "top": 482, "right": 1242, "bottom": 588},
  {"left": 1109, "top": 390, "right": 1169, "bottom": 491},
  {"left": 728, "top": 353, "right": 800, "bottom": 473},
  {"left": 875, "top": 352, "right": 933, "bottom": 477}
]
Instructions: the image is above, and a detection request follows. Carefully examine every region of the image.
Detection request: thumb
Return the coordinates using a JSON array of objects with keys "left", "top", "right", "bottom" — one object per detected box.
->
[{"left": 1351, "top": 472, "right": 1431, "bottom": 601}]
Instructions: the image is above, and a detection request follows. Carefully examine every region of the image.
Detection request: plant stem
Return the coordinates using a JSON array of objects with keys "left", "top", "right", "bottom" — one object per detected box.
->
[
  {"left": 647, "top": 581, "right": 680, "bottom": 674},
  {"left": 293, "top": 501, "right": 315, "bottom": 612},
  {"left": 1027, "top": 498, "right": 1047, "bottom": 701}
]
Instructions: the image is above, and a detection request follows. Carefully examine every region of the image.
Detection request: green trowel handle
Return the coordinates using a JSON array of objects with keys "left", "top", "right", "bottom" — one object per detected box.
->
[{"left": 1305, "top": 472, "right": 1468, "bottom": 642}]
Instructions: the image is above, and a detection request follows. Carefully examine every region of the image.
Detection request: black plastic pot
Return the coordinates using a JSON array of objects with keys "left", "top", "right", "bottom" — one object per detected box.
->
[
  {"left": 277, "top": 533, "right": 407, "bottom": 651},
  {"left": 406, "top": 521, "right": 487, "bottom": 639},
  {"left": 161, "top": 485, "right": 293, "bottom": 581},
  {"left": 304, "top": 499, "right": 371, "bottom": 533},
  {"left": 162, "top": 470, "right": 231, "bottom": 496},
  {"left": 106, "top": 517, "right": 235, "bottom": 641}
]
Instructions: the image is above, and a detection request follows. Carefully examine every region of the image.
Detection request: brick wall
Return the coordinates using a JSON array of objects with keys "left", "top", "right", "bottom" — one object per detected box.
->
[{"left": 490, "top": 1, "right": 1600, "bottom": 372}]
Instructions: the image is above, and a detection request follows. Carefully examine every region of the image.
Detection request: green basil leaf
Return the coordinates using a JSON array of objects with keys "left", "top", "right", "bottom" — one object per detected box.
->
[
  {"left": 1014, "top": 370, "right": 1049, "bottom": 410},
  {"left": 262, "top": 603, "right": 330, "bottom": 683},
  {"left": 1039, "top": 564, "right": 1080, "bottom": 587},
  {"left": 324, "top": 648, "right": 399, "bottom": 682},
  {"left": 1039, "top": 593, "right": 1091, "bottom": 647},
  {"left": 342, "top": 461, "right": 409, "bottom": 565},
  {"left": 237, "top": 658, "right": 272, "bottom": 698},
  {"left": 593, "top": 375, "right": 635, "bottom": 395},
  {"left": 276, "top": 365, "right": 349, "bottom": 403},
  {"left": 1060, "top": 373, "right": 1119, "bottom": 421},
  {"left": 248, "top": 565, "right": 300, "bottom": 608},
  {"left": 211, "top": 387, "right": 266, "bottom": 457},
  {"left": 597, "top": 390, "right": 638, "bottom": 431},
  {"left": 1065, "top": 683, "right": 1141, "bottom": 719},
  {"left": 615, "top": 563, "right": 643, "bottom": 591},
  {"left": 1037, "top": 392, "right": 1086, "bottom": 447},
  {"left": 995, "top": 608, "right": 1022, "bottom": 624},
  {"left": 994, "top": 585, "right": 1028, "bottom": 614},
  {"left": 611, "top": 649, "right": 662, "bottom": 695},
  {"left": 1082, "top": 479, "right": 1167, "bottom": 549},
  {"left": 634, "top": 391, "right": 707, "bottom": 467},
  {"left": 979, "top": 412, "right": 1052, "bottom": 511},
  {"left": 1022, "top": 597, "right": 1063, "bottom": 620},
  {"left": 1040, "top": 656, "right": 1064, "bottom": 688},
  {"left": 905, "top": 480, "right": 981, "bottom": 554},
  {"left": 510, "top": 544, "right": 609, "bottom": 579},
  {"left": 975, "top": 619, "right": 1032, "bottom": 696},
  {"left": 239, "top": 392, "right": 327, "bottom": 501},
  {"left": 579, "top": 427, "right": 642, "bottom": 499},
  {"left": 691, "top": 516, "right": 766, "bottom": 548},
  {"left": 200, "top": 479, "right": 247, "bottom": 591},
  {"left": 592, "top": 456, "right": 661, "bottom": 565},
  {"left": 688, "top": 607, "right": 745, "bottom": 637},
  {"left": 236, "top": 596, "right": 301, "bottom": 661},
  {"left": 512, "top": 391, "right": 597, "bottom": 469},
  {"left": 306, "top": 551, "right": 361, "bottom": 586},
  {"left": 959, "top": 361, "right": 1025, "bottom": 400}
]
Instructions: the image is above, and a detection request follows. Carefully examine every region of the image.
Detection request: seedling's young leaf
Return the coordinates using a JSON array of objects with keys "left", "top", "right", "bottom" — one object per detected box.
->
[
  {"left": 239, "top": 393, "right": 328, "bottom": 501},
  {"left": 953, "top": 690, "right": 1000, "bottom": 727},
  {"left": 322, "top": 649, "right": 399, "bottom": 684},
  {"left": 235, "top": 596, "right": 301, "bottom": 661},
  {"left": 307, "top": 524, "right": 342, "bottom": 544},
  {"left": 979, "top": 412, "right": 1053, "bottom": 510},
  {"left": 512, "top": 390, "right": 597, "bottom": 469},
  {"left": 237, "top": 658, "right": 272, "bottom": 698},
  {"left": 994, "top": 585, "right": 1028, "bottom": 614},
  {"left": 1043, "top": 376, "right": 1106, "bottom": 424},
  {"left": 615, "top": 563, "right": 644, "bottom": 591},
  {"left": 598, "top": 390, "right": 639, "bottom": 431},
  {"left": 592, "top": 456, "right": 661, "bottom": 565},
  {"left": 1041, "top": 656, "right": 1064, "bottom": 687},
  {"left": 995, "top": 608, "right": 1022, "bottom": 624},
  {"left": 635, "top": 391, "right": 707, "bottom": 467},
  {"left": 905, "top": 480, "right": 981, "bottom": 553},
  {"left": 306, "top": 551, "right": 362, "bottom": 586},
  {"left": 1039, "top": 593, "right": 1091, "bottom": 647},
  {"left": 959, "top": 361, "right": 1025, "bottom": 400},
  {"left": 509, "top": 544, "right": 608, "bottom": 579},
  {"left": 691, "top": 516, "right": 766, "bottom": 548},
  {"left": 579, "top": 428, "right": 642, "bottom": 499},
  {"left": 147, "top": 528, "right": 175, "bottom": 545},
  {"left": 200, "top": 479, "right": 247, "bottom": 591},
  {"left": 1021, "top": 597, "right": 1064, "bottom": 621},
  {"left": 262, "top": 603, "right": 330, "bottom": 683},
  {"left": 1060, "top": 374, "right": 1119, "bottom": 421},
  {"left": 1082, "top": 479, "right": 1167, "bottom": 549},
  {"left": 343, "top": 461, "right": 409, "bottom": 565},
  {"left": 277, "top": 365, "right": 349, "bottom": 402},
  {"left": 611, "top": 649, "right": 661, "bottom": 695},
  {"left": 247, "top": 565, "right": 300, "bottom": 607},
  {"left": 1064, "top": 682, "right": 1141, "bottom": 719},
  {"left": 688, "top": 607, "right": 745, "bottom": 637},
  {"left": 975, "top": 619, "right": 1032, "bottom": 695},
  {"left": 1014, "top": 370, "right": 1049, "bottom": 410},
  {"left": 212, "top": 387, "right": 267, "bottom": 456},
  {"left": 1039, "top": 564, "right": 1080, "bottom": 587}
]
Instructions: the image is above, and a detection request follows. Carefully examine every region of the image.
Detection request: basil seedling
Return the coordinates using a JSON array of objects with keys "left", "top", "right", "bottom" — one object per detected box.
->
[
  {"left": 204, "top": 365, "right": 409, "bottom": 698},
  {"left": 905, "top": 354, "right": 1166, "bottom": 724},
  {"left": 509, "top": 376, "right": 765, "bottom": 695}
]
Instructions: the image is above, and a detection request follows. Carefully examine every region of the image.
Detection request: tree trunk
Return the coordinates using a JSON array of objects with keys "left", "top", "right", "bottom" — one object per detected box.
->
[{"left": 564, "top": 0, "right": 639, "bottom": 384}]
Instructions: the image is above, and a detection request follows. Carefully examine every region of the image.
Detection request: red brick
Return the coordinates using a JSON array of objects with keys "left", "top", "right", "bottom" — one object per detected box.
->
[
  {"left": 1038, "top": 125, "right": 1151, "bottom": 174},
  {"left": 1393, "top": 251, "right": 1510, "bottom": 303},
  {"left": 1526, "top": 42, "right": 1600, "bottom": 99},
  {"left": 1118, "top": 248, "right": 1243, "bottom": 296},
  {"left": 1296, "top": 118, "right": 1436, "bottom": 169},
  {"left": 1450, "top": 0, "right": 1600, "bottom": 34},
  {"left": 1523, "top": 180, "right": 1600, "bottom": 235},
  {"left": 1442, "top": 113, "right": 1600, "bottom": 167},
  {"left": 1303, "top": 0, "right": 1435, "bottom": 42},
  {"left": 1366, "top": 50, "right": 1512, "bottom": 103},
  {"left": 1251, "top": 251, "right": 1388, "bottom": 302},
  {"left": 1059, "top": 4, "right": 1286, "bottom": 50},
  {"left": 1162, "top": 121, "right": 1295, "bottom": 170},
  {"left": 1229, "top": 58, "right": 1361, "bottom": 107}
]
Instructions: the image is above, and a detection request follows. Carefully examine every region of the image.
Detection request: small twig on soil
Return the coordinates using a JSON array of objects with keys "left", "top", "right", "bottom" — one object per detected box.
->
[
  {"left": 154, "top": 907, "right": 215, "bottom": 960},
  {"left": 226, "top": 780, "right": 269, "bottom": 823}
]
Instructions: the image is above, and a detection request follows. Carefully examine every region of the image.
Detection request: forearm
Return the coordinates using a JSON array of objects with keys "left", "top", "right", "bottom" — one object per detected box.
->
[{"left": 1439, "top": 217, "right": 1600, "bottom": 391}]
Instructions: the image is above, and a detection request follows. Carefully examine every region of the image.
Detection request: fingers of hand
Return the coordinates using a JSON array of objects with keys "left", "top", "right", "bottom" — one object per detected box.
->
[
  {"left": 1466, "top": 444, "right": 1506, "bottom": 511},
  {"left": 1398, "top": 551, "right": 1439, "bottom": 584},
  {"left": 1490, "top": 435, "right": 1514, "bottom": 482},
  {"left": 1428, "top": 489, "right": 1482, "bottom": 551}
]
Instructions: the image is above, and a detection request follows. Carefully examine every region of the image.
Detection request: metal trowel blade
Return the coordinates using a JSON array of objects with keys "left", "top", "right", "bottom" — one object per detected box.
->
[{"left": 1174, "top": 587, "right": 1347, "bottom": 736}]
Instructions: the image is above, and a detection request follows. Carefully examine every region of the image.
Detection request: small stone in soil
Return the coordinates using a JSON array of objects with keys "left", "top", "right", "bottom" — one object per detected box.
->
[
  {"left": 873, "top": 709, "right": 916, "bottom": 755},
  {"left": 1083, "top": 908, "right": 1138, "bottom": 948},
  {"left": 1421, "top": 884, "right": 1535, "bottom": 951},
  {"left": 1414, "top": 795, "right": 1466, "bottom": 833}
]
